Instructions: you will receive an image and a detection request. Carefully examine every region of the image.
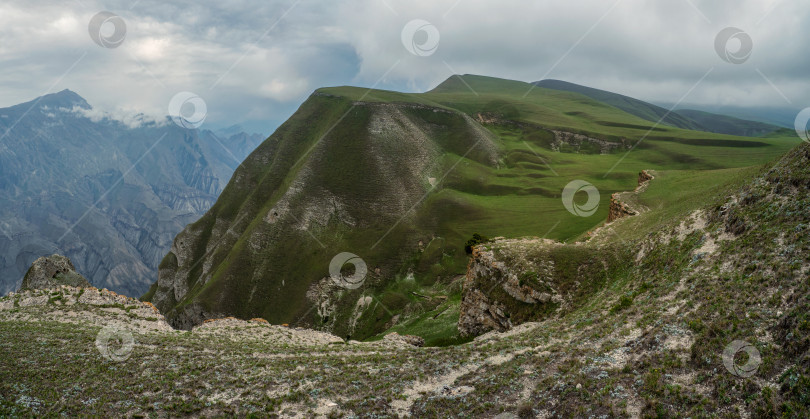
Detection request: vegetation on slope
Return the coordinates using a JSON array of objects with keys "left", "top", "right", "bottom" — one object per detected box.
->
[
  {"left": 145, "top": 74, "right": 801, "bottom": 342},
  {"left": 533, "top": 79, "right": 703, "bottom": 131},
  {"left": 533, "top": 78, "right": 783, "bottom": 137},
  {"left": 2, "top": 140, "right": 809, "bottom": 417}
]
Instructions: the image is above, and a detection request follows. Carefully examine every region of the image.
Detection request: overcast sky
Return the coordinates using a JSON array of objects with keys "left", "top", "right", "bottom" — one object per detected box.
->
[{"left": 0, "top": 0, "right": 805, "bottom": 135}]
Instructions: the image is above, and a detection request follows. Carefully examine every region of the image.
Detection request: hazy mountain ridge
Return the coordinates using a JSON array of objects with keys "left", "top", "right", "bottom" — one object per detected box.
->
[
  {"left": 0, "top": 90, "right": 264, "bottom": 296},
  {"left": 534, "top": 79, "right": 784, "bottom": 137}
]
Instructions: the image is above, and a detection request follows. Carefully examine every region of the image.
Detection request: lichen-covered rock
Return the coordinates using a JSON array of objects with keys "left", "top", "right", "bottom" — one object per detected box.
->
[
  {"left": 383, "top": 332, "right": 425, "bottom": 347},
  {"left": 607, "top": 193, "right": 640, "bottom": 222},
  {"left": 457, "top": 286, "right": 512, "bottom": 337},
  {"left": 459, "top": 171, "right": 654, "bottom": 337},
  {"left": 1, "top": 285, "right": 173, "bottom": 332},
  {"left": 458, "top": 239, "right": 563, "bottom": 337},
  {"left": 607, "top": 170, "right": 654, "bottom": 222},
  {"left": 458, "top": 238, "right": 619, "bottom": 337},
  {"left": 19, "top": 255, "right": 91, "bottom": 291}
]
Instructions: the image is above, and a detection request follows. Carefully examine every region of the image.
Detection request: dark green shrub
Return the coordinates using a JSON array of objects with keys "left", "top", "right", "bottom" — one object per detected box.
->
[{"left": 464, "top": 233, "right": 489, "bottom": 254}]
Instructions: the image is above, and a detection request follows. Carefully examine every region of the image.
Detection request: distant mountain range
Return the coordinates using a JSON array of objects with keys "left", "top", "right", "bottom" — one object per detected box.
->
[
  {"left": 0, "top": 90, "right": 264, "bottom": 296},
  {"left": 533, "top": 79, "right": 786, "bottom": 137}
]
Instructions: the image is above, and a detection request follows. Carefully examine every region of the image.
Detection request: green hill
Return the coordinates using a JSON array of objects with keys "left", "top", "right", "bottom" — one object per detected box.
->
[
  {"left": 532, "top": 79, "right": 702, "bottom": 131},
  {"left": 533, "top": 79, "right": 782, "bottom": 137},
  {"left": 144, "top": 74, "right": 801, "bottom": 341},
  {"left": 674, "top": 108, "right": 783, "bottom": 137}
]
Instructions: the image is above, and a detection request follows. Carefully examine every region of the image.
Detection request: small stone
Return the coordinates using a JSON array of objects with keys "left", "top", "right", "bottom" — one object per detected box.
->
[{"left": 576, "top": 383, "right": 582, "bottom": 390}]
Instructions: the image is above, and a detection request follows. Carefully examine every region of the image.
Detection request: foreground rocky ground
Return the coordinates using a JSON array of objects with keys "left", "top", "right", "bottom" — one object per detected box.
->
[{"left": 2, "top": 146, "right": 809, "bottom": 417}]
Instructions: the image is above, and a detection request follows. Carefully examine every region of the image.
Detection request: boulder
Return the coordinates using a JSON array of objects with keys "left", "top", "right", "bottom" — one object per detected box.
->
[
  {"left": 384, "top": 332, "right": 425, "bottom": 347},
  {"left": 19, "top": 255, "right": 91, "bottom": 291}
]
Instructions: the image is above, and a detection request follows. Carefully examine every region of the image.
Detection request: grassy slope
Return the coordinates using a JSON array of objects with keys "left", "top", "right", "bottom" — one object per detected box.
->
[
  {"left": 676, "top": 109, "right": 782, "bottom": 137},
  {"left": 2, "top": 142, "right": 809, "bottom": 417},
  {"left": 148, "top": 74, "right": 801, "bottom": 341},
  {"left": 532, "top": 78, "right": 702, "bottom": 131},
  {"left": 533, "top": 78, "right": 782, "bottom": 137},
  {"left": 383, "top": 165, "right": 764, "bottom": 346},
  {"left": 354, "top": 75, "right": 799, "bottom": 343},
  {"left": 319, "top": 75, "right": 798, "bottom": 244}
]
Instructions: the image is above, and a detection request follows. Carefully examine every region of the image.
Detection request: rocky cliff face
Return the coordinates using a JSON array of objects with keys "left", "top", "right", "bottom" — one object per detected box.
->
[
  {"left": 475, "top": 112, "right": 632, "bottom": 154},
  {"left": 458, "top": 238, "right": 619, "bottom": 337},
  {"left": 458, "top": 241, "right": 557, "bottom": 336},
  {"left": 0, "top": 90, "right": 264, "bottom": 297},
  {"left": 458, "top": 171, "right": 655, "bottom": 337},
  {"left": 607, "top": 170, "right": 654, "bottom": 222}
]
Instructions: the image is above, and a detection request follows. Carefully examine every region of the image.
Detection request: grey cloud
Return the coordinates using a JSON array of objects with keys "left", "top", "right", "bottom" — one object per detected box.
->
[{"left": 0, "top": 0, "right": 807, "bottom": 136}]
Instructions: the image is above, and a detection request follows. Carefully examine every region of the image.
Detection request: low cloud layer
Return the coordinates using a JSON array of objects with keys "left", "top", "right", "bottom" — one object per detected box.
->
[{"left": 0, "top": 0, "right": 806, "bottom": 135}]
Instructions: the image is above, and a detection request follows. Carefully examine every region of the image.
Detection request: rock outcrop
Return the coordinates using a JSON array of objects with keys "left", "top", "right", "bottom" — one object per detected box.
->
[
  {"left": 459, "top": 170, "right": 656, "bottom": 337},
  {"left": 475, "top": 112, "right": 632, "bottom": 154},
  {"left": 458, "top": 238, "right": 618, "bottom": 337},
  {"left": 383, "top": 332, "right": 426, "bottom": 347},
  {"left": 638, "top": 169, "right": 654, "bottom": 185},
  {"left": 19, "top": 255, "right": 91, "bottom": 291},
  {"left": 607, "top": 195, "right": 639, "bottom": 222},
  {"left": 549, "top": 129, "right": 630, "bottom": 154},
  {"left": 458, "top": 240, "right": 558, "bottom": 337},
  {"left": 607, "top": 170, "right": 655, "bottom": 222}
]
